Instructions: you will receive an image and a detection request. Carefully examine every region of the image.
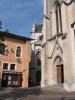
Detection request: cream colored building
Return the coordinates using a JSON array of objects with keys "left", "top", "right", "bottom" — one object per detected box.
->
[{"left": 41, "top": 0, "right": 75, "bottom": 92}]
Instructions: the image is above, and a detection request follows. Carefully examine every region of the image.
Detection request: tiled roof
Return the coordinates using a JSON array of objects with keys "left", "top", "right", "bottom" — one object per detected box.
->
[{"left": 0, "top": 31, "right": 32, "bottom": 41}]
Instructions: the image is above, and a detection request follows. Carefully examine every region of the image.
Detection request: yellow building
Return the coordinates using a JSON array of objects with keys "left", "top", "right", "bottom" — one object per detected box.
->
[{"left": 0, "top": 31, "right": 31, "bottom": 88}]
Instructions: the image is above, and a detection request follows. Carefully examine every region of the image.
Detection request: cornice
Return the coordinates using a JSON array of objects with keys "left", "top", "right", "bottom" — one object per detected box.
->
[{"left": 62, "top": 0, "right": 74, "bottom": 6}]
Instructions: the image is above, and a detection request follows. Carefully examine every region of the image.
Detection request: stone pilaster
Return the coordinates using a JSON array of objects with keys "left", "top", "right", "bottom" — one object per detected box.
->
[{"left": 41, "top": 47, "right": 46, "bottom": 87}]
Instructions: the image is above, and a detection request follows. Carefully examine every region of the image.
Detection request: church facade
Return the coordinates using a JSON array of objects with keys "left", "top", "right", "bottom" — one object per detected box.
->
[{"left": 41, "top": 0, "right": 75, "bottom": 92}]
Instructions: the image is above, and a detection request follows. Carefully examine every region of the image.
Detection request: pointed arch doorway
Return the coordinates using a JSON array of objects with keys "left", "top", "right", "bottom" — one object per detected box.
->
[
  {"left": 36, "top": 51, "right": 41, "bottom": 86},
  {"left": 54, "top": 56, "right": 64, "bottom": 84},
  {"left": 57, "top": 64, "right": 64, "bottom": 84}
]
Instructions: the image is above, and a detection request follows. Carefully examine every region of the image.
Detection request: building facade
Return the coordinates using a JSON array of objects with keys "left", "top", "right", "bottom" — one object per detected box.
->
[
  {"left": 0, "top": 31, "right": 31, "bottom": 88},
  {"left": 30, "top": 23, "right": 43, "bottom": 85},
  {"left": 41, "top": 0, "right": 75, "bottom": 92}
]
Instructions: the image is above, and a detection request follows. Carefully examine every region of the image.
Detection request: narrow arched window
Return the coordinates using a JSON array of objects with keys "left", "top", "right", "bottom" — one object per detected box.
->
[
  {"left": 55, "top": 5, "right": 62, "bottom": 34},
  {"left": 36, "top": 51, "right": 41, "bottom": 66},
  {"left": 51, "top": 3, "right": 62, "bottom": 36},
  {"left": 16, "top": 46, "right": 22, "bottom": 57}
]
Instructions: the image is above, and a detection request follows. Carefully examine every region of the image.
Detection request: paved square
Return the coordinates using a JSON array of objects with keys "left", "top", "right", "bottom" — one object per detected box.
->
[{"left": 0, "top": 86, "right": 75, "bottom": 100}]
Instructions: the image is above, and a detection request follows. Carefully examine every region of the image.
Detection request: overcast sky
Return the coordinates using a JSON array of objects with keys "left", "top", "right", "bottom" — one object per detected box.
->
[{"left": 0, "top": 0, "right": 43, "bottom": 37}]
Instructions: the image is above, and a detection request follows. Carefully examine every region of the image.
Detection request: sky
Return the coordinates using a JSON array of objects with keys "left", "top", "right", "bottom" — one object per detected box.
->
[{"left": 0, "top": 0, "right": 43, "bottom": 38}]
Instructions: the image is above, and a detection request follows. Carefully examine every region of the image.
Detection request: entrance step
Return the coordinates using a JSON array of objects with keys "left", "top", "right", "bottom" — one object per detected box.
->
[{"left": 42, "top": 84, "right": 66, "bottom": 92}]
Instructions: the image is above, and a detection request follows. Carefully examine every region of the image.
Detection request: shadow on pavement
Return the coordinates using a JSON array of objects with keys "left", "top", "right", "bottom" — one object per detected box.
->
[
  {"left": 0, "top": 87, "right": 44, "bottom": 100},
  {"left": 0, "top": 88, "right": 29, "bottom": 100},
  {"left": 0, "top": 87, "right": 75, "bottom": 100}
]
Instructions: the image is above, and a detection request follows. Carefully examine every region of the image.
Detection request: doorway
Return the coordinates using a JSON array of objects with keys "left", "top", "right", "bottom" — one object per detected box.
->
[
  {"left": 57, "top": 64, "right": 64, "bottom": 84},
  {"left": 1, "top": 72, "right": 22, "bottom": 87},
  {"left": 2, "top": 73, "right": 8, "bottom": 87},
  {"left": 36, "top": 71, "right": 41, "bottom": 86}
]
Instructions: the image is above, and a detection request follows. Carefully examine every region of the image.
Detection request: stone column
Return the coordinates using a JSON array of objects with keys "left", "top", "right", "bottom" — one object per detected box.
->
[
  {"left": 41, "top": 47, "right": 46, "bottom": 87},
  {"left": 31, "top": 23, "right": 36, "bottom": 51}
]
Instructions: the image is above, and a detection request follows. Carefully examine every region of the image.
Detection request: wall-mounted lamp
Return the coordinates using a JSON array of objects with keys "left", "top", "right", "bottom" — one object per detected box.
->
[
  {"left": 11, "top": 48, "right": 14, "bottom": 52},
  {"left": 23, "top": 68, "right": 26, "bottom": 71}
]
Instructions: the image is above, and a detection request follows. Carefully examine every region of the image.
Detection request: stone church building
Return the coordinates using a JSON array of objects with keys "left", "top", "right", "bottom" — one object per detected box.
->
[
  {"left": 41, "top": 0, "right": 75, "bottom": 92},
  {"left": 31, "top": 0, "right": 75, "bottom": 92},
  {"left": 30, "top": 23, "right": 43, "bottom": 85}
]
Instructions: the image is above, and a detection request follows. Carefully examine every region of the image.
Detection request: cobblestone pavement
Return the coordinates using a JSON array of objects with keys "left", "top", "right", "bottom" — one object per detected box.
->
[{"left": 0, "top": 86, "right": 75, "bottom": 100}]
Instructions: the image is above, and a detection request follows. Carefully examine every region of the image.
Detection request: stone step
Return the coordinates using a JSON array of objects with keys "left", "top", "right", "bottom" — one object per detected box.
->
[{"left": 42, "top": 84, "right": 66, "bottom": 92}]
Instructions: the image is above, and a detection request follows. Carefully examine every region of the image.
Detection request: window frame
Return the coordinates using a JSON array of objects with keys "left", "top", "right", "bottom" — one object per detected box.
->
[
  {"left": 51, "top": 4, "right": 62, "bottom": 36},
  {"left": 2, "top": 62, "right": 9, "bottom": 70},
  {"left": 2, "top": 62, "right": 17, "bottom": 70},
  {"left": 15, "top": 45, "right": 22, "bottom": 58},
  {"left": 10, "top": 63, "right": 16, "bottom": 70},
  {"left": 37, "top": 57, "right": 41, "bottom": 66},
  {"left": 0, "top": 42, "right": 6, "bottom": 56},
  {"left": 56, "top": 5, "right": 62, "bottom": 34}
]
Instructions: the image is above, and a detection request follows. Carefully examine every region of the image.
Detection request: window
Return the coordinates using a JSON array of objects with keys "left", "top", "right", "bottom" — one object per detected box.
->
[
  {"left": 3, "top": 63, "right": 8, "bottom": 70},
  {"left": 36, "top": 51, "right": 41, "bottom": 66},
  {"left": 56, "top": 8, "right": 59, "bottom": 33},
  {"left": 2, "top": 63, "right": 16, "bottom": 70},
  {"left": 16, "top": 46, "right": 22, "bottom": 57},
  {"left": 10, "top": 64, "right": 16, "bottom": 70},
  {"left": 0, "top": 43, "right": 6, "bottom": 55},
  {"left": 38, "top": 35, "right": 43, "bottom": 40},
  {"left": 51, "top": 4, "right": 62, "bottom": 35},
  {"left": 37, "top": 58, "right": 41, "bottom": 66},
  {"left": 59, "top": 6, "right": 62, "bottom": 32},
  {"left": 55, "top": 6, "right": 62, "bottom": 33}
]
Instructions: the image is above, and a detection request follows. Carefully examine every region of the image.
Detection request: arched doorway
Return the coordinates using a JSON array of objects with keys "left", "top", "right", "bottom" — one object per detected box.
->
[
  {"left": 36, "top": 51, "right": 41, "bottom": 86},
  {"left": 54, "top": 56, "right": 64, "bottom": 84}
]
